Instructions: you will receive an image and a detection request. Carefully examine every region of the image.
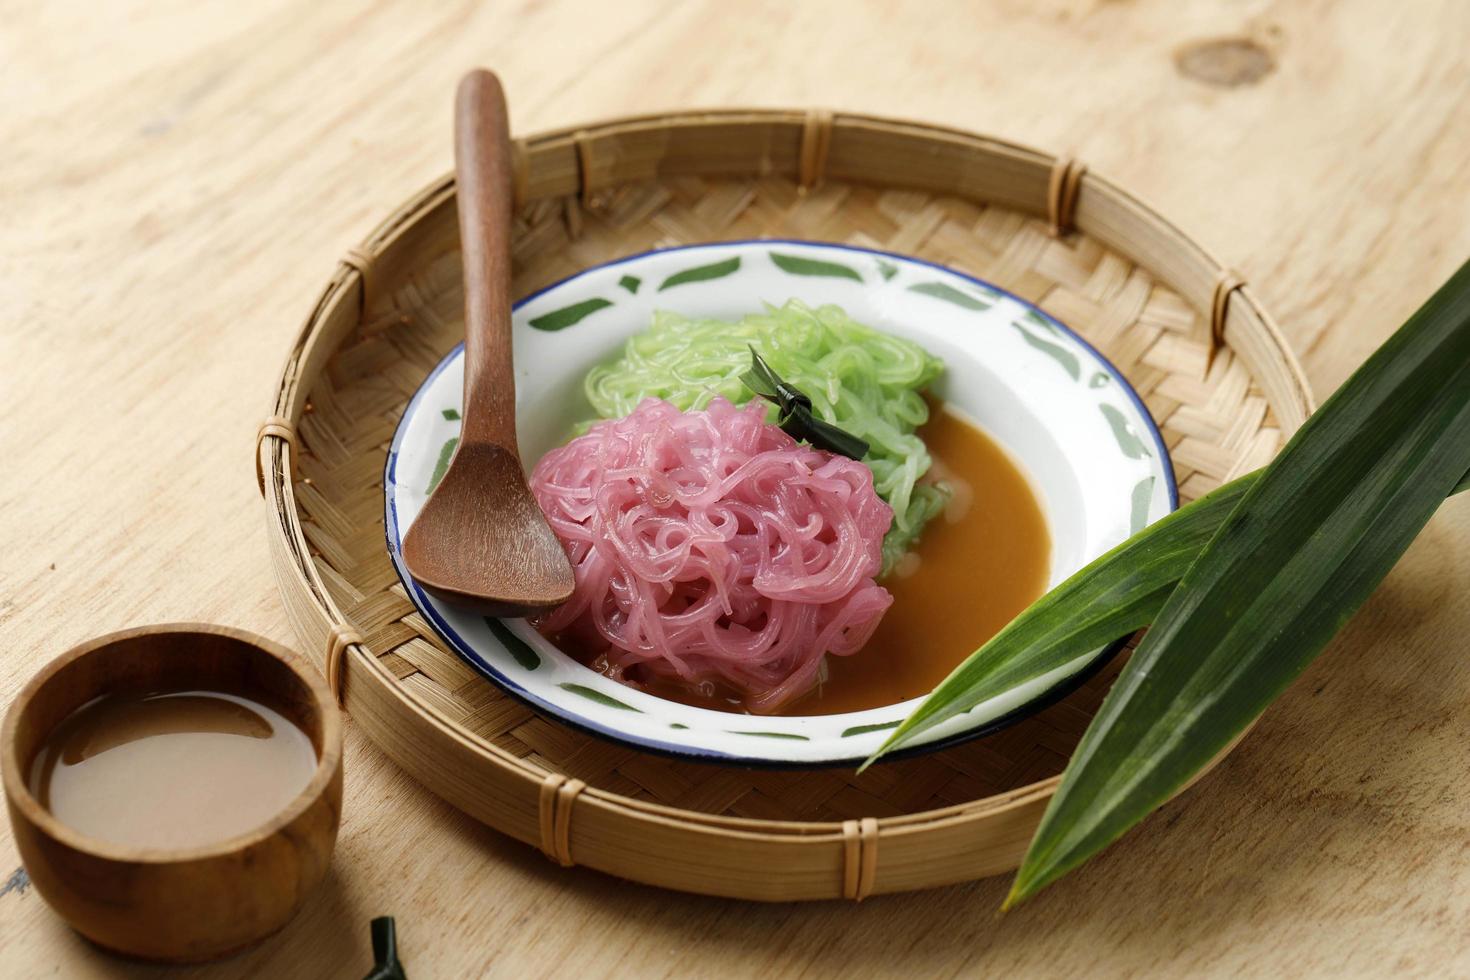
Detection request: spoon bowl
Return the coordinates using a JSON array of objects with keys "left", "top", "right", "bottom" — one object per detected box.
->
[{"left": 403, "top": 442, "right": 573, "bottom": 615}]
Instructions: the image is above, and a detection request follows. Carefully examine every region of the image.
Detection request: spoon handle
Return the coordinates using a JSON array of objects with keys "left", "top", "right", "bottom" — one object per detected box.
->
[{"left": 454, "top": 69, "right": 518, "bottom": 450}]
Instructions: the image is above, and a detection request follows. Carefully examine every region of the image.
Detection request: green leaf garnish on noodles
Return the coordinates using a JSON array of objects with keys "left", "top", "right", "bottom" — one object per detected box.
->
[
  {"left": 741, "top": 347, "right": 870, "bottom": 461},
  {"left": 864, "top": 258, "right": 1470, "bottom": 909}
]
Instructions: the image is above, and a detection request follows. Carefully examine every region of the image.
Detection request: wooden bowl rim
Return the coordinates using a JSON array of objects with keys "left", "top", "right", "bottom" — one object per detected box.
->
[{"left": 2, "top": 622, "right": 343, "bottom": 865}]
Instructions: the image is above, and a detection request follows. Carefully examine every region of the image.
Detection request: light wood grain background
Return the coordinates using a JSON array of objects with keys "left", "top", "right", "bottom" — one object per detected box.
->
[{"left": 3, "top": 1, "right": 1469, "bottom": 976}]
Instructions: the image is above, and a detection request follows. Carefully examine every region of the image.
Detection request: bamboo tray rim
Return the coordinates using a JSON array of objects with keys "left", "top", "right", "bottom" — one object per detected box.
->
[{"left": 259, "top": 106, "right": 1315, "bottom": 898}]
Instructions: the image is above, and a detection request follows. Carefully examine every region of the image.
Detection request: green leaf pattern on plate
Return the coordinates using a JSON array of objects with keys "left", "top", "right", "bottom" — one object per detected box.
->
[
  {"left": 1129, "top": 475, "right": 1156, "bottom": 535},
  {"left": 427, "top": 437, "right": 458, "bottom": 493},
  {"left": 908, "top": 280, "right": 994, "bottom": 311},
  {"left": 769, "top": 252, "right": 864, "bottom": 282},
  {"left": 441, "top": 408, "right": 461, "bottom": 420},
  {"left": 1023, "top": 310, "right": 1061, "bottom": 334},
  {"left": 1008, "top": 315, "right": 1159, "bottom": 466},
  {"left": 658, "top": 256, "right": 742, "bottom": 291},
  {"left": 619, "top": 274, "right": 641, "bottom": 294},
  {"left": 841, "top": 720, "right": 901, "bottom": 737},
  {"left": 1010, "top": 319, "right": 1081, "bottom": 381},
  {"left": 877, "top": 259, "right": 899, "bottom": 281},
  {"left": 485, "top": 619, "right": 540, "bottom": 670},
  {"left": 529, "top": 297, "right": 613, "bottom": 331},
  {"left": 558, "top": 683, "right": 641, "bottom": 711},
  {"left": 1100, "top": 403, "right": 1152, "bottom": 459},
  {"left": 729, "top": 730, "right": 810, "bottom": 740}
]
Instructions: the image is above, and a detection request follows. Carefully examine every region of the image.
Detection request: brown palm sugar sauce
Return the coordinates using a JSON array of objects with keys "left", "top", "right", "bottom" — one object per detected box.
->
[
  {"left": 28, "top": 690, "right": 318, "bottom": 849},
  {"left": 605, "top": 402, "right": 1052, "bottom": 715},
  {"left": 801, "top": 405, "right": 1050, "bottom": 713}
]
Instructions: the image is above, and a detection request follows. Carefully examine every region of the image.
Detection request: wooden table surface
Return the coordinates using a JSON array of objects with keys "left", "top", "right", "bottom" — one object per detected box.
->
[{"left": 4, "top": 1, "right": 1469, "bottom": 976}]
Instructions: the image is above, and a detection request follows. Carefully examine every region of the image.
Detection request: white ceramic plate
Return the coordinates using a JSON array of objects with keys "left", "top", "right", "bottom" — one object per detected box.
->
[{"left": 385, "top": 240, "right": 1176, "bottom": 767}]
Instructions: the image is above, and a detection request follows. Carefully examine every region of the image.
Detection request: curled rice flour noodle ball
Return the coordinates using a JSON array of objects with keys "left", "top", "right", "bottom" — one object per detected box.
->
[{"left": 529, "top": 397, "right": 894, "bottom": 713}]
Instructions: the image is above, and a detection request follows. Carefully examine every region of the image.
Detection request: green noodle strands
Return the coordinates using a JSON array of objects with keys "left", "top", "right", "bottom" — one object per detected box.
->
[{"left": 582, "top": 300, "right": 946, "bottom": 574}]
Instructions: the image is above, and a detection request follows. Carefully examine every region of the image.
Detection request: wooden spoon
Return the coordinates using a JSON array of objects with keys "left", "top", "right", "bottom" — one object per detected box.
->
[{"left": 401, "top": 70, "right": 574, "bottom": 616}]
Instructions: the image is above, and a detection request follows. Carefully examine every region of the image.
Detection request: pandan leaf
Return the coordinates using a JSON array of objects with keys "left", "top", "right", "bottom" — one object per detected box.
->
[
  {"left": 862, "top": 259, "right": 1470, "bottom": 909},
  {"left": 1008, "top": 261, "right": 1470, "bottom": 906}
]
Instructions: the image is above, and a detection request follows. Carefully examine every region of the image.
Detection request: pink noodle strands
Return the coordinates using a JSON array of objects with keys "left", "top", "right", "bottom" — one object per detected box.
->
[{"left": 530, "top": 397, "right": 894, "bottom": 712}]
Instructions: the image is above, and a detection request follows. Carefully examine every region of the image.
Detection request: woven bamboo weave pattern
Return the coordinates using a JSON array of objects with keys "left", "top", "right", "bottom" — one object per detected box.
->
[{"left": 289, "top": 173, "right": 1281, "bottom": 822}]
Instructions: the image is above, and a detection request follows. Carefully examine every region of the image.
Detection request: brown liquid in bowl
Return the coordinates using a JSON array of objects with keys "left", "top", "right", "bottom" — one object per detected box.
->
[
  {"left": 611, "top": 403, "right": 1052, "bottom": 715},
  {"left": 29, "top": 689, "right": 318, "bottom": 850}
]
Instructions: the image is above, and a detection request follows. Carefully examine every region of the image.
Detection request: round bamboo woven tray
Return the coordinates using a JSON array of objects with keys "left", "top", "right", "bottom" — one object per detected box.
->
[{"left": 259, "top": 109, "right": 1313, "bottom": 901}]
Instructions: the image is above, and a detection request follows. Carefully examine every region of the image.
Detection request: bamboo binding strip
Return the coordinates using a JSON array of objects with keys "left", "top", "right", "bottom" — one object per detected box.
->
[
  {"left": 260, "top": 109, "right": 1313, "bottom": 902},
  {"left": 324, "top": 623, "right": 361, "bottom": 709},
  {"left": 538, "top": 774, "right": 588, "bottom": 868},
  {"left": 799, "top": 109, "right": 834, "bottom": 189},
  {"left": 1210, "top": 269, "right": 1247, "bottom": 369},
  {"left": 842, "top": 818, "right": 880, "bottom": 901},
  {"left": 1046, "top": 156, "right": 1087, "bottom": 237},
  {"left": 254, "top": 415, "right": 296, "bottom": 496}
]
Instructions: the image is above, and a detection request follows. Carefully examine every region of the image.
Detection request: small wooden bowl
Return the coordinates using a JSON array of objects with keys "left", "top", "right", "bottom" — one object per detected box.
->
[{"left": 2, "top": 623, "right": 343, "bottom": 963}]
